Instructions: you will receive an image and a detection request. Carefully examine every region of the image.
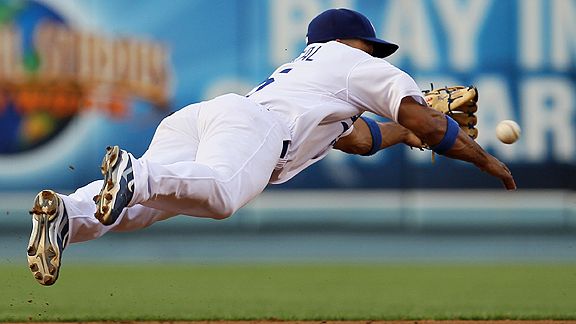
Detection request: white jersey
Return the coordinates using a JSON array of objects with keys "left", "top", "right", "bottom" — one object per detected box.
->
[{"left": 248, "top": 41, "right": 425, "bottom": 184}]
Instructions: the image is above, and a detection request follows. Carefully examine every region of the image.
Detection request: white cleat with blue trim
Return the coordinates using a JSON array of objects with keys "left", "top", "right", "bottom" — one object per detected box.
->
[
  {"left": 94, "top": 145, "right": 134, "bottom": 226},
  {"left": 27, "top": 190, "right": 69, "bottom": 286}
]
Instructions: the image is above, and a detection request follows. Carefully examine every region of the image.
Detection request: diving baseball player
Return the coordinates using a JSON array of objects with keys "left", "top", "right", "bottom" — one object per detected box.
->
[{"left": 27, "top": 8, "right": 516, "bottom": 286}]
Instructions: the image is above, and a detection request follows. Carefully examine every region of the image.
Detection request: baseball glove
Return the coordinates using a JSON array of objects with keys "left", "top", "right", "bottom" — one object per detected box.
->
[{"left": 423, "top": 85, "right": 479, "bottom": 139}]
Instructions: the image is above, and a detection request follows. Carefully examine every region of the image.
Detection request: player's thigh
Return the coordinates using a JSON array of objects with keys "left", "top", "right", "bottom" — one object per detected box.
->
[
  {"left": 141, "top": 104, "right": 201, "bottom": 164},
  {"left": 196, "top": 95, "right": 285, "bottom": 196}
]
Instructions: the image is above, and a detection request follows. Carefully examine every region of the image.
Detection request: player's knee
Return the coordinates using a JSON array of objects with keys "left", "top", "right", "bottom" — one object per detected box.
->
[
  {"left": 209, "top": 209, "right": 234, "bottom": 220},
  {"left": 207, "top": 187, "right": 239, "bottom": 220},
  {"left": 208, "top": 205, "right": 237, "bottom": 220}
]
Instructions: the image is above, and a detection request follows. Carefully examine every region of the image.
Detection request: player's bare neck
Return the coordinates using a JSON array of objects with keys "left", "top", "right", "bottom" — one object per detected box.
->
[{"left": 336, "top": 39, "right": 374, "bottom": 56}]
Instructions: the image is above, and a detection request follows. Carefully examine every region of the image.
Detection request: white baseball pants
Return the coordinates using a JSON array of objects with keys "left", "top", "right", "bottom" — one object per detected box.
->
[{"left": 59, "top": 94, "right": 290, "bottom": 243}]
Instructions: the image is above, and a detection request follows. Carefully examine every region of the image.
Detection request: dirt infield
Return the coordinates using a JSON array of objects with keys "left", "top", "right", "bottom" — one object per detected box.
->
[{"left": 11, "top": 321, "right": 576, "bottom": 324}]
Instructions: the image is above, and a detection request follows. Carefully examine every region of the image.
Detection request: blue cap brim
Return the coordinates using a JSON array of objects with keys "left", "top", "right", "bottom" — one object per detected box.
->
[{"left": 360, "top": 37, "right": 399, "bottom": 58}]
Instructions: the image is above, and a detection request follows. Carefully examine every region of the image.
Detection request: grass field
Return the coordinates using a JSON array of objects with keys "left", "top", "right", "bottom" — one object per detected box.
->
[{"left": 1, "top": 263, "right": 576, "bottom": 321}]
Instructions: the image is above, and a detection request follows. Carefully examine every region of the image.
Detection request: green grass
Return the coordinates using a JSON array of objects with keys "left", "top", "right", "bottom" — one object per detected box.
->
[{"left": 1, "top": 263, "right": 576, "bottom": 321}]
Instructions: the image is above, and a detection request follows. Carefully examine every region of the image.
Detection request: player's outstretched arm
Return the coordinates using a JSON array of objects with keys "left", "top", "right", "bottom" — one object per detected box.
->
[
  {"left": 334, "top": 117, "right": 422, "bottom": 155},
  {"left": 397, "top": 96, "right": 516, "bottom": 190}
]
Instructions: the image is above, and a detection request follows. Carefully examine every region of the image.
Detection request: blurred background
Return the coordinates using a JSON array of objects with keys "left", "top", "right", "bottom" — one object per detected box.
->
[{"left": 0, "top": 0, "right": 575, "bottom": 267}]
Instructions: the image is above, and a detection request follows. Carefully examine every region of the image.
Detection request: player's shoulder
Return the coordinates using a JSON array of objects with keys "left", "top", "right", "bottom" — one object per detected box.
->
[
  {"left": 351, "top": 55, "right": 407, "bottom": 78},
  {"left": 318, "top": 42, "right": 399, "bottom": 71},
  {"left": 292, "top": 41, "right": 407, "bottom": 78},
  {"left": 297, "top": 41, "right": 365, "bottom": 63}
]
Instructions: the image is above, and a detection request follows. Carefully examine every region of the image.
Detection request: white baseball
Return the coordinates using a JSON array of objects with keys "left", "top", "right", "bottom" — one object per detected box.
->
[{"left": 496, "top": 120, "right": 521, "bottom": 144}]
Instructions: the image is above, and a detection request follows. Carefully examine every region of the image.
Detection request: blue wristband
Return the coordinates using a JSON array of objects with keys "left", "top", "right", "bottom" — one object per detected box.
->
[
  {"left": 431, "top": 115, "right": 459, "bottom": 155},
  {"left": 360, "top": 116, "right": 382, "bottom": 156}
]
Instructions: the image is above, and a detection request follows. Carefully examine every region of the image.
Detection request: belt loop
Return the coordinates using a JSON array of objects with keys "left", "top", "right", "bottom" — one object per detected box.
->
[{"left": 280, "top": 140, "right": 290, "bottom": 159}]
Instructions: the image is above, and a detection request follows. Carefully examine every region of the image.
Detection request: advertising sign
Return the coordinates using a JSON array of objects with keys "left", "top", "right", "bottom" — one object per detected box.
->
[{"left": 0, "top": 0, "right": 574, "bottom": 191}]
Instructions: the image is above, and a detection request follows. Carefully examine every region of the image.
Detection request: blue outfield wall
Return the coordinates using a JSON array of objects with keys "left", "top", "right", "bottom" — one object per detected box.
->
[
  {"left": 1, "top": 190, "right": 575, "bottom": 263},
  {"left": 0, "top": 0, "right": 574, "bottom": 193}
]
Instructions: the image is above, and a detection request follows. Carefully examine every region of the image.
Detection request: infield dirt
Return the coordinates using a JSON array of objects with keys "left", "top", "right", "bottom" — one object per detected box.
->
[{"left": 10, "top": 321, "right": 576, "bottom": 324}]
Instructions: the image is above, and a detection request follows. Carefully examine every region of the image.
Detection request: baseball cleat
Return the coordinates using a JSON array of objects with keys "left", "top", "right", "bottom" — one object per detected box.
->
[
  {"left": 27, "top": 190, "right": 69, "bottom": 286},
  {"left": 94, "top": 145, "right": 134, "bottom": 226}
]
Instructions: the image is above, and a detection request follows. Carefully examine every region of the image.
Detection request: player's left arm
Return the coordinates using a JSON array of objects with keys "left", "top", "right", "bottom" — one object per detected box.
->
[
  {"left": 397, "top": 96, "right": 516, "bottom": 190},
  {"left": 333, "top": 117, "right": 423, "bottom": 155}
]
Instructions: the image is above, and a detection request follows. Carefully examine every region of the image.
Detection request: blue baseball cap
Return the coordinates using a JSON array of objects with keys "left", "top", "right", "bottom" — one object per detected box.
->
[{"left": 306, "top": 8, "right": 398, "bottom": 58}]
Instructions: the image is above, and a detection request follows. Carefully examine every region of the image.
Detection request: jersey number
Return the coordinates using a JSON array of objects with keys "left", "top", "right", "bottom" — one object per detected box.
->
[{"left": 247, "top": 68, "right": 292, "bottom": 96}]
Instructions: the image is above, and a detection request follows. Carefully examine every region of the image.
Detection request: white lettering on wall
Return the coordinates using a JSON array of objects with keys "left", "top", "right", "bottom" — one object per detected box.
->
[
  {"left": 522, "top": 77, "right": 575, "bottom": 162},
  {"left": 474, "top": 76, "right": 519, "bottom": 161},
  {"left": 551, "top": 0, "right": 576, "bottom": 70},
  {"left": 519, "top": 0, "right": 544, "bottom": 70},
  {"left": 381, "top": 0, "right": 438, "bottom": 69},
  {"left": 270, "top": 0, "right": 352, "bottom": 66},
  {"left": 435, "top": 0, "right": 492, "bottom": 71}
]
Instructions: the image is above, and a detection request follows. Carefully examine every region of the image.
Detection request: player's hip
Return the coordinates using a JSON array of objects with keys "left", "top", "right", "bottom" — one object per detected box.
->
[{"left": 199, "top": 94, "right": 290, "bottom": 137}]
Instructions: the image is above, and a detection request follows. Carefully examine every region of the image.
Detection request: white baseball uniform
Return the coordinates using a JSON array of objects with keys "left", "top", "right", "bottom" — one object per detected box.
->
[{"left": 60, "top": 41, "right": 424, "bottom": 243}]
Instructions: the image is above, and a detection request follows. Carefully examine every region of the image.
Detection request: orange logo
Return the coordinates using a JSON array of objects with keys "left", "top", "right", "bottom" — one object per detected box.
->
[{"left": 0, "top": 1, "right": 172, "bottom": 154}]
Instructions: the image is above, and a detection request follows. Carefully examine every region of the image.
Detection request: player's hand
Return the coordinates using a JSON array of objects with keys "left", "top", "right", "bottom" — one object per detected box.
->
[{"left": 477, "top": 154, "right": 517, "bottom": 190}]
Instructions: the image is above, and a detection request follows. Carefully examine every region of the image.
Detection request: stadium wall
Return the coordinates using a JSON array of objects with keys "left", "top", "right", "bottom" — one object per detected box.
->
[{"left": 0, "top": 0, "right": 574, "bottom": 192}]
